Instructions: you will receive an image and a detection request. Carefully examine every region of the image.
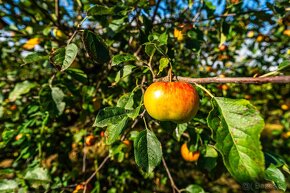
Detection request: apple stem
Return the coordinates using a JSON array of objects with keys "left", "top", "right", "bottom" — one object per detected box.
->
[
  {"left": 194, "top": 83, "right": 215, "bottom": 98},
  {"left": 168, "top": 68, "right": 172, "bottom": 82}
]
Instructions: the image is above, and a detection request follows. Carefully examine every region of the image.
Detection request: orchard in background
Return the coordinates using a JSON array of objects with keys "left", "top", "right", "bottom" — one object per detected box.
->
[{"left": 0, "top": 0, "right": 290, "bottom": 192}]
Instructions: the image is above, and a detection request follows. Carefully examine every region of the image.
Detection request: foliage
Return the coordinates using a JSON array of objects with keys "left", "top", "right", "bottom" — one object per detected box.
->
[{"left": 0, "top": 0, "right": 290, "bottom": 192}]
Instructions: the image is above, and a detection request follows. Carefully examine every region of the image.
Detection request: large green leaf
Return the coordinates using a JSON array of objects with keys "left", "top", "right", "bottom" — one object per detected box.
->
[
  {"left": 24, "top": 167, "right": 51, "bottom": 189},
  {"left": 50, "top": 43, "right": 78, "bottom": 71},
  {"left": 93, "top": 107, "right": 128, "bottom": 127},
  {"left": 207, "top": 97, "right": 265, "bottom": 182},
  {"left": 134, "top": 129, "right": 162, "bottom": 173},
  {"left": 82, "top": 30, "right": 110, "bottom": 64},
  {"left": 9, "top": 81, "right": 37, "bottom": 101},
  {"left": 112, "top": 54, "right": 136, "bottom": 66},
  {"left": 0, "top": 179, "right": 18, "bottom": 192},
  {"left": 106, "top": 117, "right": 129, "bottom": 145},
  {"left": 23, "top": 52, "right": 48, "bottom": 64},
  {"left": 264, "top": 164, "right": 286, "bottom": 191}
]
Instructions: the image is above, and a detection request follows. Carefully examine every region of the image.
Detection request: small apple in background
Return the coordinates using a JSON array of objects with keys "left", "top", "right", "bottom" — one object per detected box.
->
[
  {"left": 283, "top": 29, "right": 290, "bottom": 37},
  {"left": 256, "top": 34, "right": 264, "bottom": 42},
  {"left": 218, "top": 44, "right": 228, "bottom": 52},
  {"left": 181, "top": 143, "right": 200, "bottom": 162},
  {"left": 144, "top": 81, "right": 199, "bottom": 123},
  {"left": 85, "top": 135, "right": 96, "bottom": 146},
  {"left": 15, "top": 134, "right": 23, "bottom": 141}
]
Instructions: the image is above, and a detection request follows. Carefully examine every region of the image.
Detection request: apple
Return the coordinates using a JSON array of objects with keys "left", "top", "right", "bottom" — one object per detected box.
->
[
  {"left": 85, "top": 135, "right": 96, "bottom": 146},
  {"left": 218, "top": 44, "right": 228, "bottom": 52},
  {"left": 283, "top": 29, "right": 290, "bottom": 37},
  {"left": 181, "top": 143, "right": 200, "bottom": 162},
  {"left": 144, "top": 81, "right": 199, "bottom": 123}
]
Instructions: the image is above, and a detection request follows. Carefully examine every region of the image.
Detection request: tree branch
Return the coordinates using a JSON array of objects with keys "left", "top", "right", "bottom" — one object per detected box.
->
[
  {"left": 155, "top": 76, "right": 290, "bottom": 84},
  {"left": 84, "top": 155, "right": 110, "bottom": 188},
  {"left": 162, "top": 157, "right": 181, "bottom": 193},
  {"left": 55, "top": 0, "right": 60, "bottom": 23},
  {"left": 151, "top": 0, "right": 162, "bottom": 23}
]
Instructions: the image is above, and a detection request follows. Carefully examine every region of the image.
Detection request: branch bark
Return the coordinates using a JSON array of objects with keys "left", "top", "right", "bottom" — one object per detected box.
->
[{"left": 155, "top": 76, "right": 290, "bottom": 84}]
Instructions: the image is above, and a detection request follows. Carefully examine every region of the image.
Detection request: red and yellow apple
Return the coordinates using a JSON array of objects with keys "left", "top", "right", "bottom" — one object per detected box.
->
[{"left": 144, "top": 81, "right": 199, "bottom": 123}]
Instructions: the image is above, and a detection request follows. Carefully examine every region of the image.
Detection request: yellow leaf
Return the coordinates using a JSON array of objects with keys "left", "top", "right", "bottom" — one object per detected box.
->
[
  {"left": 22, "top": 37, "right": 42, "bottom": 50},
  {"left": 174, "top": 28, "right": 184, "bottom": 41}
]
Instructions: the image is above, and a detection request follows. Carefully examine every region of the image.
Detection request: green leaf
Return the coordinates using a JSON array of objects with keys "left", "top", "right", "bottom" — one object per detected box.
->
[
  {"left": 134, "top": 129, "right": 162, "bottom": 173},
  {"left": 66, "top": 68, "right": 88, "bottom": 83},
  {"left": 50, "top": 43, "right": 78, "bottom": 71},
  {"left": 82, "top": 30, "right": 110, "bottom": 64},
  {"left": 127, "top": 104, "right": 142, "bottom": 119},
  {"left": 185, "top": 184, "right": 205, "bottom": 193},
  {"left": 159, "top": 32, "right": 168, "bottom": 45},
  {"left": 220, "top": 32, "right": 226, "bottom": 47},
  {"left": 87, "top": 4, "right": 114, "bottom": 16},
  {"left": 24, "top": 167, "right": 51, "bottom": 189},
  {"left": 0, "top": 106, "right": 3, "bottom": 118},
  {"left": 51, "top": 87, "right": 66, "bottom": 115},
  {"left": 117, "top": 93, "right": 134, "bottom": 110},
  {"left": 145, "top": 44, "right": 156, "bottom": 57},
  {"left": 93, "top": 107, "right": 128, "bottom": 127},
  {"left": 106, "top": 117, "right": 129, "bottom": 145},
  {"left": 0, "top": 179, "right": 18, "bottom": 192},
  {"left": 112, "top": 54, "right": 136, "bottom": 66},
  {"left": 8, "top": 81, "right": 37, "bottom": 101},
  {"left": 277, "top": 60, "right": 290, "bottom": 72},
  {"left": 39, "top": 85, "right": 65, "bottom": 116},
  {"left": 207, "top": 97, "right": 265, "bottom": 182},
  {"left": 204, "top": 0, "right": 216, "bottom": 10},
  {"left": 23, "top": 52, "right": 48, "bottom": 64},
  {"left": 265, "top": 164, "right": 286, "bottom": 191},
  {"left": 115, "top": 65, "right": 135, "bottom": 83},
  {"left": 200, "top": 145, "right": 218, "bottom": 172},
  {"left": 158, "top": 57, "right": 169, "bottom": 75},
  {"left": 174, "top": 123, "right": 188, "bottom": 141}
]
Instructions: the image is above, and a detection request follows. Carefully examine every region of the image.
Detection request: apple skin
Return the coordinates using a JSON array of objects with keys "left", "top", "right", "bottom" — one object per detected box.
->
[{"left": 144, "top": 81, "right": 199, "bottom": 123}]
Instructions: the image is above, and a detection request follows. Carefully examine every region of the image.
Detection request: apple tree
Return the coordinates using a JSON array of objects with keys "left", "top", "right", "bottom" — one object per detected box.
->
[{"left": 0, "top": 0, "right": 289, "bottom": 192}]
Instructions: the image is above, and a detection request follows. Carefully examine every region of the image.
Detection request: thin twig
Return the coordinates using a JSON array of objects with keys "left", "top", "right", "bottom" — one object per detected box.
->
[
  {"left": 151, "top": 0, "right": 162, "bottom": 23},
  {"left": 192, "top": 0, "right": 204, "bottom": 23},
  {"left": 82, "top": 130, "right": 87, "bottom": 173},
  {"left": 155, "top": 75, "right": 290, "bottom": 84},
  {"left": 55, "top": 0, "right": 60, "bottom": 23},
  {"left": 154, "top": 8, "right": 275, "bottom": 26},
  {"left": 148, "top": 55, "right": 156, "bottom": 79},
  {"left": 67, "top": 16, "right": 88, "bottom": 45},
  {"left": 162, "top": 157, "right": 181, "bottom": 193},
  {"left": 83, "top": 155, "right": 110, "bottom": 193}
]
